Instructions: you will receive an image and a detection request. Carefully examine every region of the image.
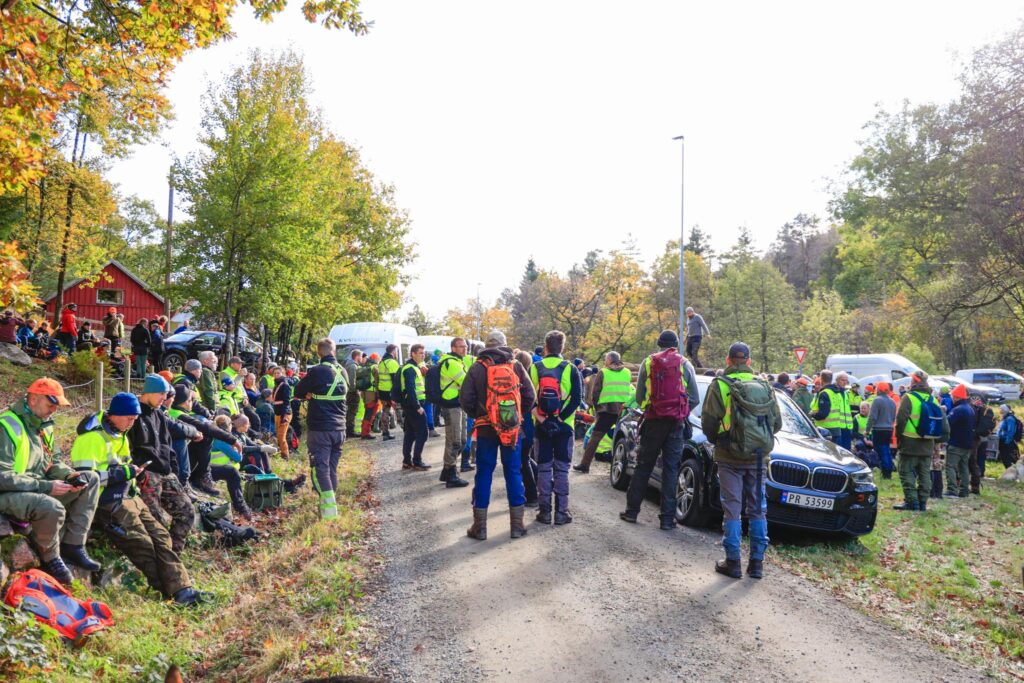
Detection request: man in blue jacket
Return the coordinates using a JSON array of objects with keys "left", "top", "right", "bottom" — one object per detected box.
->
[
  {"left": 294, "top": 338, "right": 348, "bottom": 520},
  {"left": 945, "top": 383, "right": 976, "bottom": 498}
]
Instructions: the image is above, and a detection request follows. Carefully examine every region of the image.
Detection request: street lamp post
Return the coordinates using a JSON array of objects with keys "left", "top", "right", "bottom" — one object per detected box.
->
[{"left": 673, "top": 135, "right": 685, "bottom": 338}]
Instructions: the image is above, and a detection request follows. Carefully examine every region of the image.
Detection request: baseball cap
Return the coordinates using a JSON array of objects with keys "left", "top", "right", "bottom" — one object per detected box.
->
[
  {"left": 727, "top": 342, "right": 750, "bottom": 360},
  {"left": 27, "top": 378, "right": 71, "bottom": 406}
]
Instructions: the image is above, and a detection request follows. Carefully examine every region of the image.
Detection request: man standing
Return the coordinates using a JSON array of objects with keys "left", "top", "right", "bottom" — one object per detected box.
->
[
  {"left": 811, "top": 370, "right": 851, "bottom": 449},
  {"left": 375, "top": 345, "right": 401, "bottom": 442},
  {"left": 359, "top": 353, "right": 380, "bottom": 440},
  {"left": 294, "top": 338, "right": 348, "bottom": 520},
  {"left": 574, "top": 351, "right": 632, "bottom": 474},
  {"left": 57, "top": 303, "right": 78, "bottom": 354},
  {"left": 530, "top": 330, "right": 582, "bottom": 525},
  {"left": 618, "top": 331, "right": 699, "bottom": 529},
  {"left": 271, "top": 365, "right": 293, "bottom": 459},
  {"left": 72, "top": 392, "right": 203, "bottom": 606},
  {"left": 0, "top": 379, "right": 101, "bottom": 585},
  {"left": 197, "top": 350, "right": 219, "bottom": 413},
  {"left": 460, "top": 332, "right": 536, "bottom": 539},
  {"left": 971, "top": 397, "right": 996, "bottom": 493},
  {"left": 945, "top": 383, "right": 975, "bottom": 499},
  {"left": 791, "top": 376, "right": 814, "bottom": 416},
  {"left": 894, "top": 371, "right": 949, "bottom": 511},
  {"left": 866, "top": 381, "right": 896, "bottom": 479},
  {"left": 398, "top": 344, "right": 431, "bottom": 471},
  {"left": 438, "top": 338, "right": 469, "bottom": 488},
  {"left": 683, "top": 306, "right": 710, "bottom": 368},
  {"left": 343, "top": 349, "right": 363, "bottom": 439},
  {"left": 701, "top": 342, "right": 781, "bottom": 579}
]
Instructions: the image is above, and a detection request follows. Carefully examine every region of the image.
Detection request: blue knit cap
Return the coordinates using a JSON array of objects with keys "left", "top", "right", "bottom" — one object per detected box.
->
[
  {"left": 108, "top": 392, "right": 141, "bottom": 416},
  {"left": 142, "top": 374, "right": 170, "bottom": 394}
]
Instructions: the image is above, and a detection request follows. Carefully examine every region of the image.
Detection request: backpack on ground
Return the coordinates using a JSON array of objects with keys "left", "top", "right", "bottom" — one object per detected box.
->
[
  {"left": 356, "top": 365, "right": 374, "bottom": 392},
  {"left": 645, "top": 349, "right": 690, "bottom": 421},
  {"left": 720, "top": 376, "right": 778, "bottom": 459},
  {"left": 424, "top": 363, "right": 444, "bottom": 405},
  {"left": 534, "top": 360, "right": 569, "bottom": 422},
  {"left": 911, "top": 392, "right": 945, "bottom": 439},
  {"left": 244, "top": 473, "right": 284, "bottom": 511},
  {"left": 480, "top": 357, "right": 522, "bottom": 447},
  {"left": 4, "top": 569, "right": 114, "bottom": 646}
]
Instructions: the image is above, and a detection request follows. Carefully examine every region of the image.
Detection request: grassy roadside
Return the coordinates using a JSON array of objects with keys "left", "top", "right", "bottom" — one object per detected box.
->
[
  {"left": 0, "top": 360, "right": 380, "bottom": 681},
  {"left": 774, "top": 467, "right": 1024, "bottom": 681}
]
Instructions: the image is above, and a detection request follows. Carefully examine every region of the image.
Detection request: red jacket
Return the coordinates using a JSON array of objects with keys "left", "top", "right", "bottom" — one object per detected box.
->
[{"left": 59, "top": 308, "right": 77, "bottom": 335}]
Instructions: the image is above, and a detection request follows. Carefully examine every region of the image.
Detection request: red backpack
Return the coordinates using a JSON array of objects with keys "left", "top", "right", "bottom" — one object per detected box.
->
[
  {"left": 645, "top": 349, "right": 690, "bottom": 421},
  {"left": 478, "top": 357, "right": 522, "bottom": 447},
  {"left": 4, "top": 569, "right": 114, "bottom": 646}
]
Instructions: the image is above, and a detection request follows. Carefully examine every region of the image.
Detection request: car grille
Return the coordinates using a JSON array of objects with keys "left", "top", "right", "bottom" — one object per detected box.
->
[
  {"left": 811, "top": 467, "right": 848, "bottom": 493},
  {"left": 769, "top": 505, "right": 845, "bottom": 531},
  {"left": 769, "top": 461, "right": 809, "bottom": 487}
]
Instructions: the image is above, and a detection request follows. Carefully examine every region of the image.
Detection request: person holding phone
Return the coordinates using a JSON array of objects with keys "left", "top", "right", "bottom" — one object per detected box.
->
[{"left": 0, "top": 378, "right": 102, "bottom": 586}]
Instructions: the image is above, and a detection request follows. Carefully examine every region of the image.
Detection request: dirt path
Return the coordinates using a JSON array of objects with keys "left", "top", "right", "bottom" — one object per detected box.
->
[{"left": 367, "top": 436, "right": 986, "bottom": 683}]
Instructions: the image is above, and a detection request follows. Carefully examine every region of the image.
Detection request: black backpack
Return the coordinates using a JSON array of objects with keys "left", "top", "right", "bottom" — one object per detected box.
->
[
  {"left": 424, "top": 364, "right": 443, "bottom": 405},
  {"left": 1014, "top": 414, "right": 1024, "bottom": 443}
]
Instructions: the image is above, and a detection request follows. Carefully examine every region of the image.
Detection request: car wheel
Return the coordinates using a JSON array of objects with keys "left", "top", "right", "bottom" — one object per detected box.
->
[
  {"left": 677, "top": 457, "right": 711, "bottom": 527},
  {"left": 610, "top": 438, "right": 631, "bottom": 491},
  {"left": 163, "top": 351, "right": 186, "bottom": 375}
]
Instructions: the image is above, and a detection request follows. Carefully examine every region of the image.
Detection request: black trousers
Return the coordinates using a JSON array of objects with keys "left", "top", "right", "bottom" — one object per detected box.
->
[
  {"left": 685, "top": 336, "right": 702, "bottom": 367},
  {"left": 402, "top": 407, "right": 428, "bottom": 464}
]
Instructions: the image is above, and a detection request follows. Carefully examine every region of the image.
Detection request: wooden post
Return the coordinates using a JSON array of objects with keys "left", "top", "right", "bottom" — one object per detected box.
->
[
  {"left": 124, "top": 360, "right": 132, "bottom": 393},
  {"left": 95, "top": 361, "right": 104, "bottom": 412}
]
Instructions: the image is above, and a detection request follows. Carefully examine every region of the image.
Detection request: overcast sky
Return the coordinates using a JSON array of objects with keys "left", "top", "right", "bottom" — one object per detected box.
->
[{"left": 107, "top": 0, "right": 1024, "bottom": 320}]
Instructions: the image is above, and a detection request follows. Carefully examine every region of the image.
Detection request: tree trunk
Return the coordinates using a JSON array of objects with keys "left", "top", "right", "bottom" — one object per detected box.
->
[
  {"left": 25, "top": 177, "right": 46, "bottom": 273},
  {"left": 261, "top": 323, "right": 271, "bottom": 374},
  {"left": 52, "top": 122, "right": 85, "bottom": 323}
]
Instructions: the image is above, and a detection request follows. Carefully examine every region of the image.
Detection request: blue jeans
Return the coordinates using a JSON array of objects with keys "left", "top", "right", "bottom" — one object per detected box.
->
[
  {"left": 463, "top": 417, "right": 475, "bottom": 457},
  {"left": 473, "top": 435, "right": 525, "bottom": 508},
  {"left": 424, "top": 402, "right": 434, "bottom": 430},
  {"left": 873, "top": 429, "right": 893, "bottom": 473},
  {"left": 171, "top": 439, "right": 191, "bottom": 484},
  {"left": 838, "top": 429, "right": 852, "bottom": 451},
  {"left": 536, "top": 421, "right": 573, "bottom": 512},
  {"left": 718, "top": 461, "right": 769, "bottom": 560}
]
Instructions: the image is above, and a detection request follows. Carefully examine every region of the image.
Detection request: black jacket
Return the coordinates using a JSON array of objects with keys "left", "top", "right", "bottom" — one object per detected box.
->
[
  {"left": 293, "top": 355, "right": 347, "bottom": 432},
  {"left": 401, "top": 361, "right": 423, "bottom": 410},
  {"left": 130, "top": 324, "right": 151, "bottom": 351},
  {"left": 127, "top": 403, "right": 176, "bottom": 475}
]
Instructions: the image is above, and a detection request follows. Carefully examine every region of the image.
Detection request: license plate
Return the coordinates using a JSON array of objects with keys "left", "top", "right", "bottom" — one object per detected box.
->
[{"left": 780, "top": 491, "right": 834, "bottom": 510}]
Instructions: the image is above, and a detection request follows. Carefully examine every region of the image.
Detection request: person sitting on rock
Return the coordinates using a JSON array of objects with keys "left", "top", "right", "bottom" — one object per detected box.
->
[{"left": 0, "top": 378, "right": 102, "bottom": 586}]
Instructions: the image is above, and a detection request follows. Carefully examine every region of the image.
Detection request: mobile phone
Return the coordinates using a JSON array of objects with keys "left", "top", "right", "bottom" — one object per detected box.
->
[{"left": 139, "top": 460, "right": 153, "bottom": 469}]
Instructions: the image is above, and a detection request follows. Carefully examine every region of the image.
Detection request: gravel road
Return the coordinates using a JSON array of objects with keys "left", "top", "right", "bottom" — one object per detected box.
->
[{"left": 366, "top": 435, "right": 986, "bottom": 683}]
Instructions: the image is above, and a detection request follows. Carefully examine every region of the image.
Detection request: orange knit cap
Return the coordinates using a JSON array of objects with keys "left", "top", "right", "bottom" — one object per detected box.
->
[{"left": 950, "top": 383, "right": 969, "bottom": 401}]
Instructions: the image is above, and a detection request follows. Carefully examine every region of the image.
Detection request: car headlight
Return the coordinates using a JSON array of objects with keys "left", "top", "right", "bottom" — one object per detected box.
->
[{"left": 851, "top": 468, "right": 874, "bottom": 486}]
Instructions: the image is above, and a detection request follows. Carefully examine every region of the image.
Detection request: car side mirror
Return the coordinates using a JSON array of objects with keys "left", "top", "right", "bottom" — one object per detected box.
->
[{"left": 818, "top": 428, "right": 833, "bottom": 441}]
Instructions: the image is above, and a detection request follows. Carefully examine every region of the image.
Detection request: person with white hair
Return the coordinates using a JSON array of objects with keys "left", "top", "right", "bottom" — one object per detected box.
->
[
  {"left": 197, "top": 350, "right": 220, "bottom": 412},
  {"left": 811, "top": 370, "right": 853, "bottom": 450}
]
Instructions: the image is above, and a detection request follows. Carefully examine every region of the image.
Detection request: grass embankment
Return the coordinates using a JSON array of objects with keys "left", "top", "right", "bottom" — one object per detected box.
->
[
  {"left": 0, "top": 360, "right": 380, "bottom": 682},
  {"left": 774, "top": 467, "right": 1024, "bottom": 681}
]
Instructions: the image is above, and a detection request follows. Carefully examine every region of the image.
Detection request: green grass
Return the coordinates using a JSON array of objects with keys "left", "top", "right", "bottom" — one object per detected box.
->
[
  {"left": 0, "top": 363, "right": 379, "bottom": 681},
  {"left": 774, "top": 465, "right": 1024, "bottom": 678}
]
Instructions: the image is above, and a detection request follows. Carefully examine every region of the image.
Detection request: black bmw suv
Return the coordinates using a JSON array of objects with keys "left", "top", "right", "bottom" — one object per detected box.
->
[
  {"left": 608, "top": 376, "right": 878, "bottom": 537},
  {"left": 160, "top": 331, "right": 264, "bottom": 374}
]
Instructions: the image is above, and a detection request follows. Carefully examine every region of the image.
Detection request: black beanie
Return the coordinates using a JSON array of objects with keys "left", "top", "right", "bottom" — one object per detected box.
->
[
  {"left": 657, "top": 330, "right": 679, "bottom": 349},
  {"left": 173, "top": 384, "right": 192, "bottom": 407}
]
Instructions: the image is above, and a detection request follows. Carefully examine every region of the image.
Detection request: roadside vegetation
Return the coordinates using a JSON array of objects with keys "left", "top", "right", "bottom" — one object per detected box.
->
[
  {"left": 774, "top": 470, "right": 1024, "bottom": 681},
  {"left": 0, "top": 361, "right": 379, "bottom": 682}
]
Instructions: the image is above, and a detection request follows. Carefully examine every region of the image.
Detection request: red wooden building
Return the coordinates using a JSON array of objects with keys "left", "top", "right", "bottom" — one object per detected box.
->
[{"left": 44, "top": 260, "right": 165, "bottom": 326}]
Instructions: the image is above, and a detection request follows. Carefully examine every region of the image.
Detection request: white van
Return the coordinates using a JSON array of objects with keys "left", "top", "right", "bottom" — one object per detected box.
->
[
  {"left": 418, "top": 335, "right": 455, "bottom": 357},
  {"left": 328, "top": 322, "right": 419, "bottom": 364},
  {"left": 954, "top": 368, "right": 1023, "bottom": 401},
  {"left": 825, "top": 354, "right": 924, "bottom": 386}
]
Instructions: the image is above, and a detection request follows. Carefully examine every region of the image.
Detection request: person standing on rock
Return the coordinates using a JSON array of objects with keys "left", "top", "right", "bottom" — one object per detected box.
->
[
  {"left": 618, "top": 331, "right": 698, "bottom": 529},
  {"left": 684, "top": 306, "right": 710, "bottom": 368},
  {"left": 701, "top": 342, "right": 781, "bottom": 580},
  {"left": 0, "top": 378, "right": 102, "bottom": 586},
  {"left": 294, "top": 338, "right": 349, "bottom": 520},
  {"left": 460, "top": 330, "right": 536, "bottom": 540}
]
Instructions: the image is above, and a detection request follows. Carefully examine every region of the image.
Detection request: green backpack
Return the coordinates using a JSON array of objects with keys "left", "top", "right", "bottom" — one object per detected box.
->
[
  {"left": 721, "top": 376, "right": 779, "bottom": 460},
  {"left": 356, "top": 364, "right": 375, "bottom": 392},
  {"left": 243, "top": 474, "right": 284, "bottom": 511}
]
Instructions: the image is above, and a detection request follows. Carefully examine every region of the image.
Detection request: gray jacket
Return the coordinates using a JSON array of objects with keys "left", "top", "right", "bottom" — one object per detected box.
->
[
  {"left": 866, "top": 394, "right": 897, "bottom": 433},
  {"left": 685, "top": 314, "right": 710, "bottom": 339}
]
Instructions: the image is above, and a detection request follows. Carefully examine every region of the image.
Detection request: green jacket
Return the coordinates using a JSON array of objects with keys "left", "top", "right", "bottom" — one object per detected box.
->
[
  {"left": 199, "top": 367, "right": 218, "bottom": 411},
  {"left": 895, "top": 381, "right": 949, "bottom": 455},
  {"left": 792, "top": 385, "right": 813, "bottom": 415},
  {"left": 701, "top": 364, "right": 782, "bottom": 466},
  {"left": 0, "top": 400, "right": 74, "bottom": 494}
]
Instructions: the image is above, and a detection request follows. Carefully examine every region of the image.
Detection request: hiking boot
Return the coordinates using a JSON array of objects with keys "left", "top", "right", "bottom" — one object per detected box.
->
[
  {"left": 197, "top": 474, "right": 222, "bottom": 497},
  {"left": 172, "top": 587, "right": 203, "bottom": 608},
  {"left": 183, "top": 483, "right": 201, "bottom": 502},
  {"left": 412, "top": 462, "right": 432, "bottom": 471},
  {"left": 554, "top": 510, "right": 573, "bottom": 525},
  {"left": 460, "top": 463, "right": 475, "bottom": 472},
  {"left": 524, "top": 497, "right": 539, "bottom": 508},
  {"left": 60, "top": 544, "right": 101, "bottom": 572},
  {"left": 446, "top": 470, "right": 469, "bottom": 488},
  {"left": 892, "top": 501, "right": 918, "bottom": 511},
  {"left": 535, "top": 508, "right": 552, "bottom": 524},
  {"left": 510, "top": 505, "right": 528, "bottom": 538},
  {"left": 382, "top": 434, "right": 396, "bottom": 441},
  {"left": 943, "top": 493, "right": 960, "bottom": 499},
  {"left": 918, "top": 500, "right": 927, "bottom": 512},
  {"left": 746, "top": 559, "right": 764, "bottom": 579},
  {"left": 619, "top": 510, "right": 638, "bottom": 523},
  {"left": 402, "top": 462, "right": 413, "bottom": 470},
  {"left": 439, "top": 467, "right": 451, "bottom": 482},
  {"left": 361, "top": 435, "right": 377, "bottom": 440},
  {"left": 714, "top": 558, "right": 742, "bottom": 579},
  {"left": 572, "top": 464, "right": 590, "bottom": 474},
  {"left": 660, "top": 518, "right": 677, "bottom": 531},
  {"left": 467, "top": 508, "right": 487, "bottom": 540},
  {"left": 346, "top": 429, "right": 357, "bottom": 438},
  {"left": 41, "top": 557, "right": 74, "bottom": 587},
  {"left": 429, "top": 430, "right": 441, "bottom": 438}
]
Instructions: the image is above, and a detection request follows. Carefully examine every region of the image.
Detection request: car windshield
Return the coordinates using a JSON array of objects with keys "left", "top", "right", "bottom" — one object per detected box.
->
[
  {"left": 164, "top": 331, "right": 202, "bottom": 343},
  {"left": 689, "top": 378, "right": 819, "bottom": 438}
]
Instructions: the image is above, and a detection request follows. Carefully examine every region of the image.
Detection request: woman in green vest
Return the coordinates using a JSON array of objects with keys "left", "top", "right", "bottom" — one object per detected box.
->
[{"left": 574, "top": 351, "right": 632, "bottom": 473}]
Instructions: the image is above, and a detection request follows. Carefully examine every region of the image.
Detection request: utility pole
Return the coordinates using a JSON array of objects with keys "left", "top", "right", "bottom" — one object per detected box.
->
[
  {"left": 673, "top": 135, "right": 685, "bottom": 337},
  {"left": 164, "top": 171, "right": 174, "bottom": 318}
]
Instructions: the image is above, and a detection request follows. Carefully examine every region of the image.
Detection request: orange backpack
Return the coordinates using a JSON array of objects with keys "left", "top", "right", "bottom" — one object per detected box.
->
[
  {"left": 4, "top": 569, "right": 114, "bottom": 646},
  {"left": 478, "top": 357, "right": 522, "bottom": 447}
]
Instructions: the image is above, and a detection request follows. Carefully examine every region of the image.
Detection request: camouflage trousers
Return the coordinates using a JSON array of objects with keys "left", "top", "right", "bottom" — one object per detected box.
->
[{"left": 139, "top": 471, "right": 194, "bottom": 553}]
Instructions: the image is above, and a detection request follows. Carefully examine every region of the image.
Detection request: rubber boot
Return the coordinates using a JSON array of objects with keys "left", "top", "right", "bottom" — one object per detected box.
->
[
  {"left": 510, "top": 505, "right": 528, "bottom": 538},
  {"left": 467, "top": 507, "right": 487, "bottom": 540}
]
